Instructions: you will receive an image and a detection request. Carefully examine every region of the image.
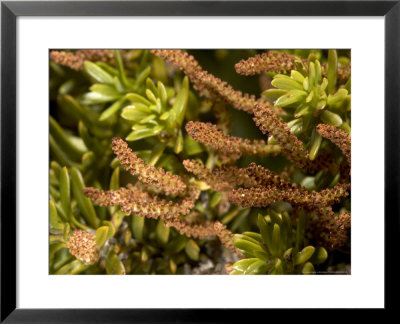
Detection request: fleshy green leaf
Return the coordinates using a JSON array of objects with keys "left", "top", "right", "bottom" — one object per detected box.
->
[
  {"left": 321, "top": 110, "right": 343, "bottom": 127},
  {"left": 156, "top": 219, "right": 170, "bottom": 245},
  {"left": 84, "top": 61, "right": 114, "bottom": 84},
  {"left": 70, "top": 167, "right": 98, "bottom": 228},
  {"left": 274, "top": 89, "right": 307, "bottom": 107},
  {"left": 294, "top": 246, "right": 315, "bottom": 265},
  {"left": 96, "top": 226, "right": 110, "bottom": 248},
  {"left": 106, "top": 250, "right": 126, "bottom": 275},
  {"left": 185, "top": 239, "right": 200, "bottom": 261},
  {"left": 271, "top": 77, "right": 303, "bottom": 91},
  {"left": 59, "top": 167, "right": 71, "bottom": 219},
  {"left": 309, "top": 247, "right": 328, "bottom": 265},
  {"left": 131, "top": 215, "right": 144, "bottom": 242},
  {"left": 262, "top": 89, "right": 287, "bottom": 102},
  {"left": 302, "top": 262, "right": 315, "bottom": 274},
  {"left": 327, "top": 49, "right": 338, "bottom": 94},
  {"left": 172, "top": 76, "right": 189, "bottom": 126},
  {"left": 125, "top": 125, "right": 163, "bottom": 141}
]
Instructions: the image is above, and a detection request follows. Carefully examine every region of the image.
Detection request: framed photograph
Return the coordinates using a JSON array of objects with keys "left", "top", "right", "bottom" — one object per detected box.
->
[{"left": 1, "top": 0, "right": 398, "bottom": 321}]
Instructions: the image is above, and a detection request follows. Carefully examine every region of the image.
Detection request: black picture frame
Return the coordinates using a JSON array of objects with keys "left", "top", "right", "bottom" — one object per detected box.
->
[{"left": 1, "top": 0, "right": 398, "bottom": 321}]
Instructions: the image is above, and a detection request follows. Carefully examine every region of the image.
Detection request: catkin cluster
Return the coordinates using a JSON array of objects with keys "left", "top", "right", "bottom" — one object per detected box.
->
[
  {"left": 235, "top": 50, "right": 351, "bottom": 83},
  {"left": 50, "top": 50, "right": 114, "bottom": 70}
]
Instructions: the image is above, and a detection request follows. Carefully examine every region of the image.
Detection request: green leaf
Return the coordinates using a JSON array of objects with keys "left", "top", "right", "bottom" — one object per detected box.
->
[
  {"left": 271, "top": 77, "right": 303, "bottom": 91},
  {"left": 126, "top": 93, "right": 152, "bottom": 106},
  {"left": 258, "top": 214, "right": 273, "bottom": 253},
  {"left": 185, "top": 239, "right": 200, "bottom": 261},
  {"left": 109, "top": 165, "right": 120, "bottom": 191},
  {"left": 121, "top": 105, "right": 152, "bottom": 122},
  {"left": 234, "top": 238, "right": 265, "bottom": 257},
  {"left": 327, "top": 88, "right": 348, "bottom": 106},
  {"left": 173, "top": 129, "right": 184, "bottom": 154},
  {"left": 58, "top": 95, "right": 93, "bottom": 129},
  {"left": 235, "top": 234, "right": 262, "bottom": 246},
  {"left": 294, "top": 104, "right": 311, "bottom": 118},
  {"left": 232, "top": 258, "right": 258, "bottom": 272},
  {"left": 114, "top": 49, "right": 129, "bottom": 88},
  {"left": 309, "top": 130, "right": 322, "bottom": 161},
  {"left": 146, "top": 89, "right": 158, "bottom": 104},
  {"left": 63, "top": 222, "right": 71, "bottom": 242},
  {"left": 308, "top": 61, "right": 316, "bottom": 87},
  {"left": 102, "top": 220, "right": 116, "bottom": 237},
  {"left": 95, "top": 226, "right": 110, "bottom": 248},
  {"left": 82, "top": 151, "right": 96, "bottom": 171},
  {"left": 302, "top": 262, "right": 315, "bottom": 274},
  {"left": 158, "top": 81, "right": 168, "bottom": 109},
  {"left": 156, "top": 219, "right": 170, "bottom": 245},
  {"left": 59, "top": 167, "right": 71, "bottom": 219},
  {"left": 262, "top": 89, "right": 287, "bottom": 102},
  {"left": 327, "top": 49, "right": 338, "bottom": 94},
  {"left": 134, "top": 66, "right": 151, "bottom": 89},
  {"left": 84, "top": 61, "right": 114, "bottom": 84},
  {"left": 271, "top": 258, "right": 283, "bottom": 274},
  {"left": 315, "top": 60, "right": 322, "bottom": 84},
  {"left": 99, "top": 97, "right": 126, "bottom": 121},
  {"left": 146, "top": 78, "right": 159, "bottom": 97},
  {"left": 90, "top": 83, "right": 120, "bottom": 98},
  {"left": 294, "top": 246, "right": 315, "bottom": 265},
  {"left": 125, "top": 126, "right": 163, "bottom": 141},
  {"left": 183, "top": 136, "right": 204, "bottom": 155},
  {"left": 245, "top": 260, "right": 268, "bottom": 274},
  {"left": 106, "top": 250, "right": 126, "bottom": 275},
  {"left": 54, "top": 259, "right": 88, "bottom": 275},
  {"left": 159, "top": 111, "right": 170, "bottom": 120},
  {"left": 50, "top": 200, "right": 64, "bottom": 231},
  {"left": 320, "top": 110, "right": 343, "bottom": 127},
  {"left": 148, "top": 142, "right": 166, "bottom": 166},
  {"left": 309, "top": 247, "right": 328, "bottom": 265},
  {"left": 291, "top": 70, "right": 305, "bottom": 83},
  {"left": 253, "top": 250, "right": 270, "bottom": 261},
  {"left": 70, "top": 167, "right": 98, "bottom": 228},
  {"left": 274, "top": 89, "right": 307, "bottom": 107},
  {"left": 209, "top": 192, "right": 222, "bottom": 208},
  {"left": 243, "top": 232, "right": 263, "bottom": 243},
  {"left": 172, "top": 76, "right": 189, "bottom": 126},
  {"left": 131, "top": 215, "right": 144, "bottom": 242},
  {"left": 166, "top": 235, "right": 187, "bottom": 254},
  {"left": 271, "top": 223, "right": 281, "bottom": 256},
  {"left": 49, "top": 116, "right": 86, "bottom": 161}
]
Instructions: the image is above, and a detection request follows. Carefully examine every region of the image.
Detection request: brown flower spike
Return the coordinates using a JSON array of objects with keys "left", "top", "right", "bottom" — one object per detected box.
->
[
  {"left": 50, "top": 50, "right": 114, "bottom": 70},
  {"left": 66, "top": 230, "right": 99, "bottom": 265},
  {"left": 111, "top": 137, "right": 186, "bottom": 196},
  {"left": 151, "top": 49, "right": 274, "bottom": 114},
  {"left": 185, "top": 121, "right": 281, "bottom": 158},
  {"left": 235, "top": 50, "right": 351, "bottom": 84}
]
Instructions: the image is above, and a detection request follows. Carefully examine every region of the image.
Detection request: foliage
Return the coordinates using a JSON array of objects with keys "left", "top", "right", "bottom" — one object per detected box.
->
[{"left": 49, "top": 49, "right": 351, "bottom": 275}]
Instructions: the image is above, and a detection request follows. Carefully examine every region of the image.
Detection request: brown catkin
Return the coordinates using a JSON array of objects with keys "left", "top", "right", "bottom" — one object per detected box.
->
[
  {"left": 182, "top": 160, "right": 257, "bottom": 192},
  {"left": 185, "top": 121, "right": 280, "bottom": 158},
  {"left": 83, "top": 185, "right": 199, "bottom": 221},
  {"left": 313, "top": 208, "right": 351, "bottom": 249},
  {"left": 229, "top": 182, "right": 350, "bottom": 209},
  {"left": 253, "top": 103, "right": 311, "bottom": 170},
  {"left": 235, "top": 50, "right": 351, "bottom": 84},
  {"left": 111, "top": 137, "right": 186, "bottom": 196},
  {"left": 66, "top": 230, "right": 99, "bottom": 265},
  {"left": 316, "top": 124, "right": 351, "bottom": 167},
  {"left": 151, "top": 49, "right": 273, "bottom": 114},
  {"left": 163, "top": 219, "right": 216, "bottom": 239},
  {"left": 214, "top": 221, "right": 240, "bottom": 255},
  {"left": 50, "top": 50, "right": 114, "bottom": 70}
]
